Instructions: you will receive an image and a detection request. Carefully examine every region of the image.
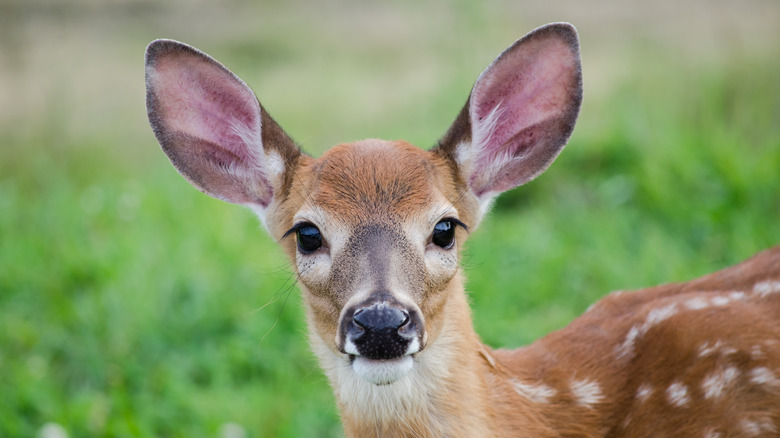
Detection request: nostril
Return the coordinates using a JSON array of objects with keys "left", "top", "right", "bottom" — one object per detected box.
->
[
  {"left": 399, "top": 310, "right": 410, "bottom": 328},
  {"left": 352, "top": 308, "right": 368, "bottom": 329},
  {"left": 347, "top": 319, "right": 366, "bottom": 340}
]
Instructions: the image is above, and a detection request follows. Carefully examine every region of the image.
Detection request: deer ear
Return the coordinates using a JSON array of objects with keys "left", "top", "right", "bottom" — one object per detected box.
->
[
  {"left": 145, "top": 39, "right": 300, "bottom": 217},
  {"left": 436, "top": 23, "right": 582, "bottom": 213}
]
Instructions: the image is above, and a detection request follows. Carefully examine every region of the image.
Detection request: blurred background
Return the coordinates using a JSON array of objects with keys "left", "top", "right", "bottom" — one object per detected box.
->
[{"left": 1, "top": 0, "right": 778, "bottom": 436}]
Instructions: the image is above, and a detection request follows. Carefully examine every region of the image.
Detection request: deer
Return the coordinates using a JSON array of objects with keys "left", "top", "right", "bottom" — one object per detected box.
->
[{"left": 145, "top": 23, "right": 780, "bottom": 437}]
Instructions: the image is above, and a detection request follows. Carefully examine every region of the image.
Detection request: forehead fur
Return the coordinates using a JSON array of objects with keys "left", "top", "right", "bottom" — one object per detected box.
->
[{"left": 308, "top": 140, "right": 451, "bottom": 222}]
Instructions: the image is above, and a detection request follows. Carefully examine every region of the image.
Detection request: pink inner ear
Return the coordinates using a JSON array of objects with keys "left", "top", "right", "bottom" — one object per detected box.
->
[
  {"left": 465, "top": 30, "right": 580, "bottom": 197},
  {"left": 152, "top": 53, "right": 261, "bottom": 164},
  {"left": 471, "top": 37, "right": 576, "bottom": 157}
]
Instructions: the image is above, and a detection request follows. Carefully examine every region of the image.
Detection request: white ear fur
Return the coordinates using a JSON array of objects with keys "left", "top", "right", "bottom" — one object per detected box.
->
[{"left": 452, "top": 102, "right": 506, "bottom": 216}]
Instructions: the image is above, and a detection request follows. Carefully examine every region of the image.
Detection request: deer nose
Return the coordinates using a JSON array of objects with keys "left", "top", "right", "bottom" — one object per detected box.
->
[
  {"left": 353, "top": 305, "right": 409, "bottom": 333},
  {"left": 345, "top": 302, "right": 416, "bottom": 360}
]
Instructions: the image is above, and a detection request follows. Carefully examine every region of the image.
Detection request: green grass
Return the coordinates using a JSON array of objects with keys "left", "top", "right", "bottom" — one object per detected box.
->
[{"left": 1, "top": 6, "right": 779, "bottom": 437}]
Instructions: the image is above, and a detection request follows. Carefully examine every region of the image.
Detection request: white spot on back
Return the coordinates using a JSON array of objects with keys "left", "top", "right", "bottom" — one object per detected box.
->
[
  {"left": 666, "top": 381, "right": 690, "bottom": 407},
  {"left": 739, "top": 418, "right": 777, "bottom": 436},
  {"left": 698, "top": 340, "right": 724, "bottom": 358},
  {"left": 727, "top": 291, "right": 746, "bottom": 301},
  {"left": 647, "top": 303, "right": 679, "bottom": 325},
  {"left": 635, "top": 383, "right": 653, "bottom": 403},
  {"left": 511, "top": 379, "right": 557, "bottom": 404},
  {"left": 711, "top": 296, "right": 731, "bottom": 306},
  {"left": 750, "top": 345, "right": 765, "bottom": 360},
  {"left": 616, "top": 326, "right": 642, "bottom": 359},
  {"left": 616, "top": 304, "right": 678, "bottom": 359},
  {"left": 701, "top": 367, "right": 739, "bottom": 399},
  {"left": 753, "top": 280, "right": 780, "bottom": 297},
  {"left": 570, "top": 379, "right": 604, "bottom": 408},
  {"left": 703, "top": 428, "right": 722, "bottom": 438},
  {"left": 748, "top": 367, "right": 780, "bottom": 388},
  {"left": 685, "top": 291, "right": 745, "bottom": 311},
  {"left": 685, "top": 297, "right": 710, "bottom": 310},
  {"left": 711, "top": 291, "right": 745, "bottom": 306}
]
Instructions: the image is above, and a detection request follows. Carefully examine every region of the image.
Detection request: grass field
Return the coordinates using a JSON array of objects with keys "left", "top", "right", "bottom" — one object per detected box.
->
[{"left": 1, "top": 1, "right": 779, "bottom": 436}]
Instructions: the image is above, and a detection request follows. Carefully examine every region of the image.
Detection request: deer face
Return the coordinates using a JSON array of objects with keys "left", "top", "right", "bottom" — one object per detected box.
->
[{"left": 269, "top": 140, "right": 475, "bottom": 384}]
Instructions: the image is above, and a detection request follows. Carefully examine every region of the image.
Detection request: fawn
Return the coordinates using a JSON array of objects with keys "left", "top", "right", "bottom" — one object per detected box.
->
[{"left": 145, "top": 23, "right": 780, "bottom": 437}]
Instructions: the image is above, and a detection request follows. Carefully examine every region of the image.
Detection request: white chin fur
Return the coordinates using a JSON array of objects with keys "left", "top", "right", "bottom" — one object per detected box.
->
[{"left": 352, "top": 356, "right": 414, "bottom": 385}]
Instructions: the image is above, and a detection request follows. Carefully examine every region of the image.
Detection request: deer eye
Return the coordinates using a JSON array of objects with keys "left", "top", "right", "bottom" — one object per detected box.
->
[
  {"left": 295, "top": 223, "right": 322, "bottom": 253},
  {"left": 432, "top": 219, "right": 457, "bottom": 249}
]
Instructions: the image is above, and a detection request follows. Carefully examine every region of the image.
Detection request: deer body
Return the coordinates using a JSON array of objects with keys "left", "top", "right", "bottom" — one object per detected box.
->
[{"left": 145, "top": 23, "right": 780, "bottom": 437}]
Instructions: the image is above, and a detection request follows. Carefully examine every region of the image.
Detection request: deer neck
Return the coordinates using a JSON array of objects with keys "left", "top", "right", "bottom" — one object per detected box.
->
[{"left": 304, "top": 275, "right": 549, "bottom": 437}]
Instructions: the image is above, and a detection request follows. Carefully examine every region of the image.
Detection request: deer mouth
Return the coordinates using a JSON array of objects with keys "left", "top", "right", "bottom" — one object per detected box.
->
[
  {"left": 346, "top": 334, "right": 421, "bottom": 385},
  {"left": 349, "top": 354, "right": 415, "bottom": 385},
  {"left": 336, "top": 294, "right": 426, "bottom": 384}
]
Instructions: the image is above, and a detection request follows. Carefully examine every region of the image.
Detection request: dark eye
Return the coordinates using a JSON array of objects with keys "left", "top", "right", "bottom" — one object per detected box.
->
[
  {"left": 296, "top": 223, "right": 322, "bottom": 253},
  {"left": 432, "top": 219, "right": 456, "bottom": 249}
]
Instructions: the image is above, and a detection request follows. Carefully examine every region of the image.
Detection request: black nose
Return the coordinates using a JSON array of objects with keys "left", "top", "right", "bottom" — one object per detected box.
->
[
  {"left": 346, "top": 303, "right": 413, "bottom": 360},
  {"left": 353, "top": 305, "right": 409, "bottom": 332}
]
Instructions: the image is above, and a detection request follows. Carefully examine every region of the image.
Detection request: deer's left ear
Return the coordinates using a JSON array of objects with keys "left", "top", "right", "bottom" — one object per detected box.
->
[{"left": 435, "top": 23, "right": 582, "bottom": 215}]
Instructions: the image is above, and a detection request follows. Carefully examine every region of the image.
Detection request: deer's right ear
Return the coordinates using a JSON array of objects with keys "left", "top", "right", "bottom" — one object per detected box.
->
[
  {"left": 435, "top": 23, "right": 582, "bottom": 218},
  {"left": 145, "top": 39, "right": 300, "bottom": 217}
]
